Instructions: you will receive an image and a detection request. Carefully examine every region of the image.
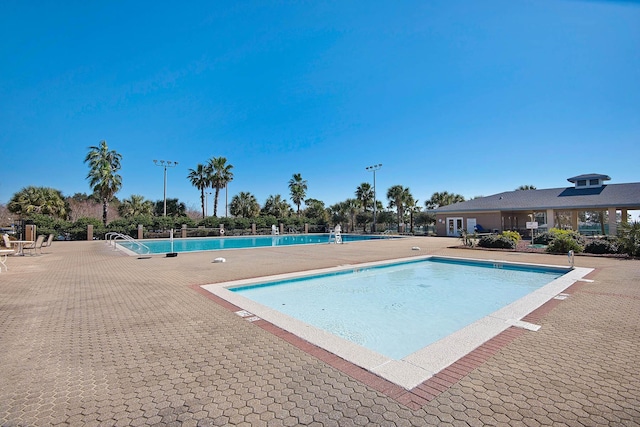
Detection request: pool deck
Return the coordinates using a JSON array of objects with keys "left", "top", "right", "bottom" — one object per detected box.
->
[{"left": 1, "top": 237, "right": 639, "bottom": 425}]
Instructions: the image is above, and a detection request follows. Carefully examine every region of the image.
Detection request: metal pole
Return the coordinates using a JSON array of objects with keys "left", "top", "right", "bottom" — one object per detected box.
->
[
  {"left": 366, "top": 164, "right": 382, "bottom": 233},
  {"left": 153, "top": 160, "right": 178, "bottom": 217}
]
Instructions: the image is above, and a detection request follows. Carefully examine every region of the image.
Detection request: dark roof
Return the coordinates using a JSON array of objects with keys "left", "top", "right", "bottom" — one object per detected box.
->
[{"left": 434, "top": 182, "right": 640, "bottom": 213}]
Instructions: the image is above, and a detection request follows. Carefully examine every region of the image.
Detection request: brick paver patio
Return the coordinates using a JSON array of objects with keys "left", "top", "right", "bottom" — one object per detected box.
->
[{"left": 1, "top": 237, "right": 639, "bottom": 426}]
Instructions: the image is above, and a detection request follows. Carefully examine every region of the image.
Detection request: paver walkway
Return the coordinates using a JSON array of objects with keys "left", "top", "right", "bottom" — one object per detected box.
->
[{"left": 1, "top": 237, "right": 639, "bottom": 426}]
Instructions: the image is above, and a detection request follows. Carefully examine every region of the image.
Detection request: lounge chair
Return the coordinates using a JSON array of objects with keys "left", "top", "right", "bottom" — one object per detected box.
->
[
  {"left": 22, "top": 235, "right": 45, "bottom": 256},
  {"left": 474, "top": 224, "right": 493, "bottom": 235},
  {"left": 41, "top": 233, "right": 54, "bottom": 252}
]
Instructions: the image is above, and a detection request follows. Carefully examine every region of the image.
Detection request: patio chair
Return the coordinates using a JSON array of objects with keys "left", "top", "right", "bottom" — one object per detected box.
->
[
  {"left": 22, "top": 234, "right": 45, "bottom": 256},
  {"left": 2, "top": 233, "right": 14, "bottom": 248}
]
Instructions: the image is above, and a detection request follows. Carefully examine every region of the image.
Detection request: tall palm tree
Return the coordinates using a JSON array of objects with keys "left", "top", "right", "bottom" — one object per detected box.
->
[
  {"left": 229, "top": 192, "right": 260, "bottom": 218},
  {"left": 425, "top": 191, "right": 465, "bottom": 209},
  {"left": 84, "top": 140, "right": 122, "bottom": 225},
  {"left": 343, "top": 198, "right": 359, "bottom": 232},
  {"left": 387, "top": 185, "right": 411, "bottom": 232},
  {"left": 355, "top": 182, "right": 373, "bottom": 212},
  {"left": 288, "top": 173, "right": 308, "bottom": 217},
  {"left": 405, "top": 195, "right": 420, "bottom": 234},
  {"left": 188, "top": 164, "right": 210, "bottom": 218},
  {"left": 118, "top": 195, "right": 154, "bottom": 218},
  {"left": 8, "top": 186, "right": 69, "bottom": 219},
  {"left": 207, "top": 156, "right": 234, "bottom": 217}
]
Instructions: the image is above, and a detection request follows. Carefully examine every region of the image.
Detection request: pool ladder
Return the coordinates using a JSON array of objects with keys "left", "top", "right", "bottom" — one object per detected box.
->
[{"left": 105, "top": 232, "right": 151, "bottom": 254}]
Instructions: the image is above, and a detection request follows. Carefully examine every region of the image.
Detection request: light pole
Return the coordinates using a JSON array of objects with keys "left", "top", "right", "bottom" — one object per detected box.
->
[
  {"left": 205, "top": 192, "right": 212, "bottom": 217},
  {"left": 366, "top": 164, "right": 382, "bottom": 232},
  {"left": 153, "top": 160, "right": 178, "bottom": 216}
]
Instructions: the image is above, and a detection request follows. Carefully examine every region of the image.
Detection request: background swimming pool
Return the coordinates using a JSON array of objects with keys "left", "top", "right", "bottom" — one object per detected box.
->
[
  {"left": 231, "top": 258, "right": 566, "bottom": 360},
  {"left": 119, "top": 233, "right": 393, "bottom": 254}
]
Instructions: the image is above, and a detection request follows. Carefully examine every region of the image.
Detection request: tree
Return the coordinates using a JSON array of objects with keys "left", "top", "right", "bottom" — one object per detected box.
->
[
  {"left": 617, "top": 221, "right": 640, "bottom": 257},
  {"left": 387, "top": 185, "right": 411, "bottom": 232},
  {"left": 84, "top": 141, "right": 123, "bottom": 226},
  {"left": 516, "top": 185, "right": 537, "bottom": 190},
  {"left": 304, "top": 198, "right": 329, "bottom": 224},
  {"left": 188, "top": 164, "right": 210, "bottom": 218},
  {"left": 425, "top": 191, "right": 465, "bottom": 209},
  {"left": 118, "top": 195, "right": 154, "bottom": 218},
  {"left": 343, "top": 198, "right": 359, "bottom": 232},
  {"left": 288, "top": 173, "right": 308, "bottom": 216},
  {"left": 230, "top": 192, "right": 260, "bottom": 218},
  {"left": 355, "top": 183, "right": 373, "bottom": 212},
  {"left": 261, "top": 194, "right": 292, "bottom": 218},
  {"left": 208, "top": 156, "right": 234, "bottom": 217},
  {"left": 153, "top": 198, "right": 186, "bottom": 217},
  {"left": 405, "top": 194, "right": 420, "bottom": 234},
  {"left": 8, "top": 186, "right": 69, "bottom": 219}
]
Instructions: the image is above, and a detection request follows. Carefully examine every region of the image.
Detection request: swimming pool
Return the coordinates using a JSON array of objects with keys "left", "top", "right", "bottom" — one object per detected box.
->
[
  {"left": 117, "top": 233, "right": 394, "bottom": 255},
  {"left": 202, "top": 256, "right": 592, "bottom": 389}
]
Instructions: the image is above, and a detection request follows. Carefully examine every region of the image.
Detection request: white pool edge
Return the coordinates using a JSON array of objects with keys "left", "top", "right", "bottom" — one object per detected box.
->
[{"left": 201, "top": 255, "right": 593, "bottom": 390}]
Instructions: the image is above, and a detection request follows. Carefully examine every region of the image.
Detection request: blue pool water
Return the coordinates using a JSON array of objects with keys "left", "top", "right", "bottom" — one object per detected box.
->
[
  {"left": 231, "top": 258, "right": 567, "bottom": 359},
  {"left": 118, "top": 234, "right": 393, "bottom": 254}
]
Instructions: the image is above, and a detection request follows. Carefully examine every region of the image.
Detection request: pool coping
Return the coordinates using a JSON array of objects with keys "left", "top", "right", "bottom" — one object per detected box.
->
[{"left": 200, "top": 255, "right": 593, "bottom": 392}]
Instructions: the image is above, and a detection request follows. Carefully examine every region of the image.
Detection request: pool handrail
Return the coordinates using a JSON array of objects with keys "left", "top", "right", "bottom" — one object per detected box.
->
[{"left": 105, "top": 232, "right": 151, "bottom": 254}]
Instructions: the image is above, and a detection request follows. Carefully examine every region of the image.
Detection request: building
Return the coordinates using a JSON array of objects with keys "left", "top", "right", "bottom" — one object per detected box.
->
[{"left": 433, "top": 174, "right": 640, "bottom": 237}]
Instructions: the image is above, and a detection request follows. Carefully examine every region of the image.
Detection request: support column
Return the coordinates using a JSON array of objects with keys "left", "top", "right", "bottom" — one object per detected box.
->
[
  {"left": 608, "top": 207, "right": 617, "bottom": 235},
  {"left": 251, "top": 223, "right": 256, "bottom": 234},
  {"left": 621, "top": 209, "right": 628, "bottom": 224},
  {"left": 546, "top": 209, "right": 555, "bottom": 230},
  {"left": 181, "top": 224, "right": 187, "bottom": 238},
  {"left": 571, "top": 210, "right": 579, "bottom": 232},
  {"left": 138, "top": 224, "right": 144, "bottom": 239},
  {"left": 87, "top": 224, "right": 93, "bottom": 241}
]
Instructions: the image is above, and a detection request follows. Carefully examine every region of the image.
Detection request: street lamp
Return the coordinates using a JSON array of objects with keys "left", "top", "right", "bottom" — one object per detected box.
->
[
  {"left": 153, "top": 160, "right": 178, "bottom": 216},
  {"left": 366, "top": 164, "right": 382, "bottom": 232}
]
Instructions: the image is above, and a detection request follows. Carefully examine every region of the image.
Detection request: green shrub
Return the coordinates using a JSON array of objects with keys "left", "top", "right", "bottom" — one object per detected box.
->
[
  {"left": 478, "top": 235, "right": 516, "bottom": 249},
  {"left": 546, "top": 235, "right": 583, "bottom": 254},
  {"left": 501, "top": 231, "right": 521, "bottom": 243},
  {"left": 534, "top": 228, "right": 584, "bottom": 245},
  {"left": 584, "top": 239, "right": 618, "bottom": 255},
  {"left": 617, "top": 221, "right": 640, "bottom": 257}
]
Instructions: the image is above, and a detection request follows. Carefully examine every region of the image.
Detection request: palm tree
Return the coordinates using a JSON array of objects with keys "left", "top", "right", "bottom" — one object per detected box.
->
[
  {"left": 343, "top": 198, "right": 359, "bottom": 232},
  {"left": 516, "top": 185, "right": 537, "bottom": 190},
  {"left": 405, "top": 194, "right": 420, "bottom": 234},
  {"left": 188, "top": 164, "right": 210, "bottom": 218},
  {"left": 84, "top": 140, "right": 123, "bottom": 225},
  {"left": 207, "top": 156, "right": 234, "bottom": 217},
  {"left": 355, "top": 183, "right": 373, "bottom": 212},
  {"left": 229, "top": 192, "right": 260, "bottom": 218},
  {"left": 288, "top": 173, "right": 308, "bottom": 216},
  {"left": 387, "top": 185, "right": 411, "bottom": 232},
  {"left": 8, "top": 186, "right": 69, "bottom": 219},
  {"left": 425, "top": 191, "right": 465, "bottom": 209},
  {"left": 118, "top": 195, "right": 154, "bottom": 218}
]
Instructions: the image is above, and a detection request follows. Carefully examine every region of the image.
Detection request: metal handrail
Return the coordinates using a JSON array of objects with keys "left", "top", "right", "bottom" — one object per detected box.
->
[{"left": 105, "top": 232, "right": 151, "bottom": 254}]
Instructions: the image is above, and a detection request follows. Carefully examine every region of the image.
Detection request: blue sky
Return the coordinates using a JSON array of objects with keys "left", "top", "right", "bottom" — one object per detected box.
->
[{"left": 1, "top": 0, "right": 639, "bottom": 215}]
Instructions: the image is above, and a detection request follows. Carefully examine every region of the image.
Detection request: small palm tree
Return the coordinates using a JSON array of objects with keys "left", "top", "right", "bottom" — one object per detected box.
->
[
  {"left": 8, "top": 186, "right": 69, "bottom": 219},
  {"left": 84, "top": 141, "right": 122, "bottom": 225},
  {"left": 425, "top": 191, "right": 465, "bottom": 209},
  {"left": 188, "top": 164, "right": 210, "bottom": 218},
  {"left": 516, "top": 185, "right": 537, "bottom": 190},
  {"left": 118, "top": 195, "right": 154, "bottom": 218},
  {"left": 288, "top": 173, "right": 308, "bottom": 216},
  {"left": 229, "top": 192, "right": 260, "bottom": 218},
  {"left": 207, "top": 156, "right": 234, "bottom": 217}
]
